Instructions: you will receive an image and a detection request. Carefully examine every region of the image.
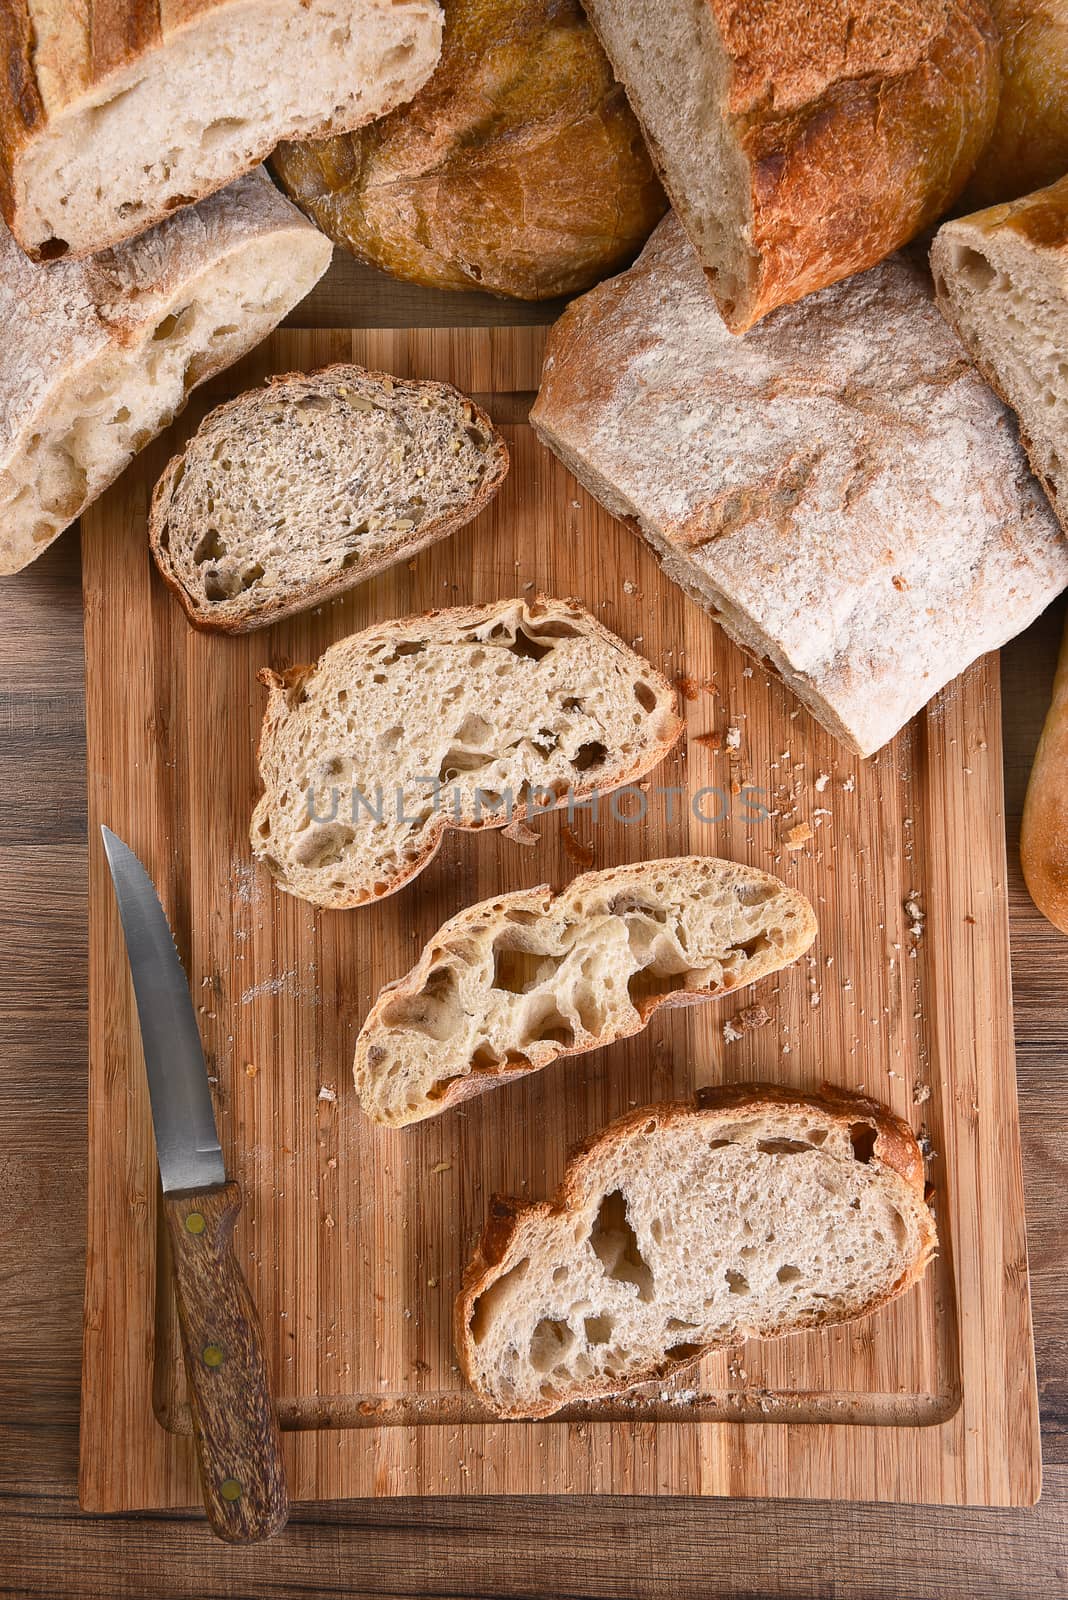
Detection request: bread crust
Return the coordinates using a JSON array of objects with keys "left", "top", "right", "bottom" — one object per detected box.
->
[
  {"left": 1021, "top": 613, "right": 1068, "bottom": 935},
  {"left": 354, "top": 859, "right": 818, "bottom": 1124},
  {"left": 148, "top": 364, "right": 510, "bottom": 633},
  {"left": 456, "top": 1085, "right": 937, "bottom": 1418},
  {"left": 963, "top": 0, "right": 1068, "bottom": 208}
]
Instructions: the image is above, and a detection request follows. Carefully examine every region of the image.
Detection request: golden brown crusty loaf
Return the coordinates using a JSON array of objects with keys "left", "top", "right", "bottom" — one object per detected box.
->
[
  {"left": 457, "top": 1085, "right": 937, "bottom": 1419},
  {"left": 0, "top": 0, "right": 443, "bottom": 260},
  {"left": 271, "top": 0, "right": 667, "bottom": 301},
  {"left": 581, "top": 0, "right": 999, "bottom": 331},
  {"left": 963, "top": 0, "right": 1068, "bottom": 208},
  {"left": 1021, "top": 615, "right": 1068, "bottom": 936}
]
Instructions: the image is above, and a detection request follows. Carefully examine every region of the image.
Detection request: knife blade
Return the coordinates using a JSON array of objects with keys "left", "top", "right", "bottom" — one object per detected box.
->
[{"left": 101, "top": 826, "right": 288, "bottom": 1544}]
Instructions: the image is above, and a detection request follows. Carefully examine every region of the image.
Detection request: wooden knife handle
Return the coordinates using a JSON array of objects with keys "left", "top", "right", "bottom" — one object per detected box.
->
[{"left": 163, "top": 1183, "right": 289, "bottom": 1543}]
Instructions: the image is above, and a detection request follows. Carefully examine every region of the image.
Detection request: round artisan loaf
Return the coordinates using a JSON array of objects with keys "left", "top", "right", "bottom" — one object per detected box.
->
[
  {"left": 962, "top": 0, "right": 1068, "bottom": 208},
  {"left": 1021, "top": 613, "right": 1068, "bottom": 936},
  {"left": 270, "top": 0, "right": 667, "bottom": 301}
]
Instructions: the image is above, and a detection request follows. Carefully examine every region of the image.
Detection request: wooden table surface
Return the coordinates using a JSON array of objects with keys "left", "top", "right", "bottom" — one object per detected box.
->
[{"left": 1, "top": 259, "right": 1066, "bottom": 1598}]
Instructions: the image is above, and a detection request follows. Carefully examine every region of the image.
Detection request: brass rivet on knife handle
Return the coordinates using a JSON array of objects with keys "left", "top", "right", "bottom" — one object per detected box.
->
[{"left": 164, "top": 1182, "right": 288, "bottom": 1543}]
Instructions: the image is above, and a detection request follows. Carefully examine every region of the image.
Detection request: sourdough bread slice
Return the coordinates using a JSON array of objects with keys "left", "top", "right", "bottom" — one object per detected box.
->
[
  {"left": 0, "top": 168, "right": 331, "bottom": 576},
  {"left": 0, "top": 0, "right": 443, "bottom": 260},
  {"left": 530, "top": 213, "right": 1068, "bottom": 757},
  {"left": 355, "top": 857, "right": 817, "bottom": 1126},
  {"left": 932, "top": 176, "right": 1068, "bottom": 538},
  {"left": 150, "top": 367, "right": 509, "bottom": 632},
  {"left": 251, "top": 597, "right": 682, "bottom": 909},
  {"left": 458, "top": 1085, "right": 936, "bottom": 1419}
]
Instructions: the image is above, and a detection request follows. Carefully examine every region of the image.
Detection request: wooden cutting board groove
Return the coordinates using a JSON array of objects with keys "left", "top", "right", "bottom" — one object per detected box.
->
[{"left": 79, "top": 327, "right": 1040, "bottom": 1508}]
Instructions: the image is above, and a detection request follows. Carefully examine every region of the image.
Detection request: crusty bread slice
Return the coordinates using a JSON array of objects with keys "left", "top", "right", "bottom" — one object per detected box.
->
[
  {"left": 0, "top": 0, "right": 443, "bottom": 261},
  {"left": 932, "top": 175, "right": 1068, "bottom": 537},
  {"left": 458, "top": 1085, "right": 937, "bottom": 1419},
  {"left": 355, "top": 858, "right": 817, "bottom": 1126},
  {"left": 251, "top": 597, "right": 682, "bottom": 909},
  {"left": 0, "top": 169, "right": 331, "bottom": 577},
  {"left": 149, "top": 366, "right": 509, "bottom": 632}
]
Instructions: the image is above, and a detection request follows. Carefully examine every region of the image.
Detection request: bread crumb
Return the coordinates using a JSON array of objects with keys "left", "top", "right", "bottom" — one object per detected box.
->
[
  {"left": 623, "top": 579, "right": 639, "bottom": 595},
  {"left": 562, "top": 825, "right": 595, "bottom": 869},
  {"left": 913, "top": 1083, "right": 932, "bottom": 1105},
  {"left": 725, "top": 724, "right": 741, "bottom": 751},
  {"left": 784, "top": 820, "right": 813, "bottom": 850},
  {"left": 694, "top": 730, "right": 722, "bottom": 751},
  {"left": 735, "top": 1003, "right": 771, "bottom": 1032},
  {"left": 431, "top": 1161, "right": 452, "bottom": 1175},
  {"left": 244, "top": 1062, "right": 258, "bottom": 1079},
  {"left": 841, "top": 775, "right": 856, "bottom": 792},
  {"left": 502, "top": 817, "right": 539, "bottom": 848},
  {"left": 815, "top": 772, "right": 830, "bottom": 792},
  {"left": 317, "top": 1085, "right": 337, "bottom": 1103},
  {"left": 722, "top": 1019, "right": 743, "bottom": 1044},
  {"left": 674, "top": 674, "right": 700, "bottom": 701}
]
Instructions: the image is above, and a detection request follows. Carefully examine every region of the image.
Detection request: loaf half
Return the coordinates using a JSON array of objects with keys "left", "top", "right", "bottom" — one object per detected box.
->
[
  {"left": 0, "top": 169, "right": 331, "bottom": 578},
  {"left": 458, "top": 1085, "right": 937, "bottom": 1419},
  {"left": 0, "top": 0, "right": 442, "bottom": 260},
  {"left": 272, "top": 0, "right": 666, "bottom": 301},
  {"left": 1021, "top": 614, "right": 1068, "bottom": 935},
  {"left": 581, "top": 0, "right": 998, "bottom": 330},
  {"left": 932, "top": 176, "right": 1068, "bottom": 538},
  {"left": 251, "top": 597, "right": 682, "bottom": 909},
  {"left": 149, "top": 366, "right": 509, "bottom": 632},
  {"left": 530, "top": 214, "right": 1068, "bottom": 757},
  {"left": 355, "top": 858, "right": 817, "bottom": 1126}
]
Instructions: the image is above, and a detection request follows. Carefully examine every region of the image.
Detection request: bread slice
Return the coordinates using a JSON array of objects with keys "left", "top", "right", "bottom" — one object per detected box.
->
[
  {"left": 251, "top": 597, "right": 682, "bottom": 909},
  {"left": 457, "top": 1085, "right": 937, "bottom": 1419},
  {"left": 149, "top": 367, "right": 509, "bottom": 632},
  {"left": 530, "top": 213, "right": 1068, "bottom": 757},
  {"left": 0, "top": 0, "right": 443, "bottom": 261},
  {"left": 580, "top": 0, "right": 998, "bottom": 330},
  {"left": 932, "top": 175, "right": 1068, "bottom": 537},
  {"left": 354, "top": 858, "right": 817, "bottom": 1126},
  {"left": 0, "top": 169, "right": 332, "bottom": 577}
]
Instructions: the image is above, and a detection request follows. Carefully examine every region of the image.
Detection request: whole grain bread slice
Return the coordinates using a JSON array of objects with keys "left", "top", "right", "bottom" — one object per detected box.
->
[
  {"left": 150, "top": 366, "right": 509, "bottom": 632},
  {"left": 355, "top": 857, "right": 817, "bottom": 1126},
  {"left": 250, "top": 596, "right": 682, "bottom": 909},
  {"left": 457, "top": 1084, "right": 936, "bottom": 1419}
]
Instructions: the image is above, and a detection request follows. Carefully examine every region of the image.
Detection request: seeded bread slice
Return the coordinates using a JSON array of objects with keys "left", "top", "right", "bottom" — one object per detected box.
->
[
  {"left": 149, "top": 366, "right": 509, "bottom": 632},
  {"left": 251, "top": 596, "right": 682, "bottom": 909},
  {"left": 458, "top": 1084, "right": 936, "bottom": 1419},
  {"left": 355, "top": 857, "right": 817, "bottom": 1126}
]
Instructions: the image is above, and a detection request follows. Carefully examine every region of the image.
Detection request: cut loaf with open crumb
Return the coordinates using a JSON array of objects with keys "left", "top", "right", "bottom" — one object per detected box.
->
[
  {"left": 150, "top": 366, "right": 509, "bottom": 632},
  {"left": 0, "top": 168, "right": 331, "bottom": 577},
  {"left": 458, "top": 1085, "right": 937, "bottom": 1419},
  {"left": 251, "top": 596, "right": 682, "bottom": 909},
  {"left": 0, "top": 0, "right": 443, "bottom": 260},
  {"left": 932, "top": 174, "right": 1068, "bottom": 537},
  {"left": 355, "top": 858, "right": 817, "bottom": 1126}
]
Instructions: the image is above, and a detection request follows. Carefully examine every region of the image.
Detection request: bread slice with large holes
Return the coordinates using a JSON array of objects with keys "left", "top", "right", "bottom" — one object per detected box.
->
[
  {"left": 354, "top": 858, "right": 817, "bottom": 1126},
  {"left": 149, "top": 366, "right": 509, "bottom": 631},
  {"left": 457, "top": 1084, "right": 937, "bottom": 1419},
  {"left": 250, "top": 596, "right": 682, "bottom": 909},
  {"left": 932, "top": 175, "right": 1068, "bottom": 537}
]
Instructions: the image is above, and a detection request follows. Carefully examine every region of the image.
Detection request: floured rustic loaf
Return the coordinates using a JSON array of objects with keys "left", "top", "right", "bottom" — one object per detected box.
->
[
  {"left": 0, "top": 169, "right": 331, "bottom": 577},
  {"left": 251, "top": 596, "right": 682, "bottom": 909},
  {"left": 530, "top": 214, "right": 1068, "bottom": 757},
  {"left": 932, "top": 175, "right": 1068, "bottom": 538},
  {"left": 581, "top": 0, "right": 998, "bottom": 330},
  {"left": 0, "top": 0, "right": 443, "bottom": 260},
  {"left": 354, "top": 857, "right": 817, "bottom": 1126},
  {"left": 458, "top": 1085, "right": 937, "bottom": 1419},
  {"left": 149, "top": 366, "right": 509, "bottom": 631}
]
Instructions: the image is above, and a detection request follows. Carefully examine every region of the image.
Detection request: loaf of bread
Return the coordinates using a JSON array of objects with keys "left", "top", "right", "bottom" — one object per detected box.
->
[
  {"left": 0, "top": 0, "right": 443, "bottom": 261},
  {"left": 150, "top": 366, "right": 508, "bottom": 632},
  {"left": 458, "top": 1085, "right": 937, "bottom": 1418},
  {"left": 963, "top": 0, "right": 1068, "bottom": 207},
  {"left": 0, "top": 169, "right": 331, "bottom": 578},
  {"left": 1021, "top": 615, "right": 1068, "bottom": 935},
  {"left": 932, "top": 176, "right": 1068, "bottom": 538},
  {"left": 530, "top": 215, "right": 1068, "bottom": 757},
  {"left": 271, "top": 0, "right": 666, "bottom": 301},
  {"left": 580, "top": 0, "right": 999, "bottom": 331},
  {"left": 354, "top": 858, "right": 817, "bottom": 1126},
  {"left": 251, "top": 597, "right": 681, "bottom": 909}
]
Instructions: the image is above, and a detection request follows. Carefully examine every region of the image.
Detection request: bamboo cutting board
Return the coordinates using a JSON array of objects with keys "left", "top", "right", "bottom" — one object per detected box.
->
[{"left": 79, "top": 327, "right": 1040, "bottom": 1510}]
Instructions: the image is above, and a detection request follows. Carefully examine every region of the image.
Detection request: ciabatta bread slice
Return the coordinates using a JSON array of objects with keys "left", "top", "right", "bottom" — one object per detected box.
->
[
  {"left": 149, "top": 366, "right": 509, "bottom": 632},
  {"left": 251, "top": 597, "right": 682, "bottom": 909},
  {"left": 458, "top": 1085, "right": 936, "bottom": 1419},
  {"left": 0, "top": 0, "right": 443, "bottom": 260},
  {"left": 932, "top": 175, "right": 1068, "bottom": 537},
  {"left": 355, "top": 858, "right": 817, "bottom": 1126},
  {"left": 0, "top": 169, "right": 331, "bottom": 577}
]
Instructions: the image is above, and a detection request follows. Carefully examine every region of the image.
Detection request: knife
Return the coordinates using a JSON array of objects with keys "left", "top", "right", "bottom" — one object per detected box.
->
[{"left": 101, "top": 826, "right": 288, "bottom": 1543}]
